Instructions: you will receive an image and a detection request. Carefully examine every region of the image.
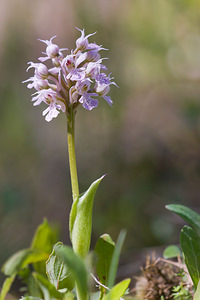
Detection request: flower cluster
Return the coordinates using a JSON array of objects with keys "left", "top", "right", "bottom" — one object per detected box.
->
[{"left": 24, "top": 29, "right": 116, "bottom": 121}]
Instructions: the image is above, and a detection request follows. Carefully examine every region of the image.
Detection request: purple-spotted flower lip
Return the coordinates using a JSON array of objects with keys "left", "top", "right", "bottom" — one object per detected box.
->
[{"left": 24, "top": 28, "right": 117, "bottom": 121}]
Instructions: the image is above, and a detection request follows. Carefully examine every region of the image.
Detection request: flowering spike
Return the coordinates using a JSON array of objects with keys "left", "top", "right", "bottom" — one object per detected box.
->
[{"left": 24, "top": 28, "right": 116, "bottom": 121}]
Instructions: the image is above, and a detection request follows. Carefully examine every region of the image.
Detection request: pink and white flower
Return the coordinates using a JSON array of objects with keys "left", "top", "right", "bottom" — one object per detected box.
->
[{"left": 24, "top": 28, "right": 116, "bottom": 121}]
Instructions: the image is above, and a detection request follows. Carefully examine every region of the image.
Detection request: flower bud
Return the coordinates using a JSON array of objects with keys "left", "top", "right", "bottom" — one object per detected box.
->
[
  {"left": 34, "top": 79, "right": 49, "bottom": 90},
  {"left": 35, "top": 64, "right": 49, "bottom": 79},
  {"left": 46, "top": 44, "right": 60, "bottom": 58}
]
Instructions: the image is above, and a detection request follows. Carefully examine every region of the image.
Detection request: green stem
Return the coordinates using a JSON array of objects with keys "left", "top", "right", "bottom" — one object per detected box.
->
[
  {"left": 76, "top": 283, "right": 88, "bottom": 300},
  {"left": 67, "top": 106, "right": 79, "bottom": 202}
]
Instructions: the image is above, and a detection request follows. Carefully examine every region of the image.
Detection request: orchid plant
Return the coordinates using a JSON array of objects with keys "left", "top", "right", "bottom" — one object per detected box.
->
[{"left": 0, "top": 29, "right": 130, "bottom": 300}]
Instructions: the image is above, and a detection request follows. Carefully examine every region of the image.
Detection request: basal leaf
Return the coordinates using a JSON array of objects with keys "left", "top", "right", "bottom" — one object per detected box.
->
[
  {"left": 31, "top": 219, "right": 56, "bottom": 254},
  {"left": 180, "top": 225, "right": 200, "bottom": 289},
  {"left": 166, "top": 204, "right": 200, "bottom": 233},
  {"left": 70, "top": 175, "right": 105, "bottom": 258},
  {"left": 94, "top": 234, "right": 115, "bottom": 287},
  {"left": 55, "top": 245, "right": 88, "bottom": 300},
  {"left": 33, "top": 272, "right": 64, "bottom": 299},
  {"left": 103, "top": 278, "right": 131, "bottom": 300},
  {"left": 194, "top": 280, "right": 200, "bottom": 300},
  {"left": 46, "top": 242, "right": 74, "bottom": 291},
  {"left": 0, "top": 275, "right": 15, "bottom": 300},
  {"left": 31, "top": 219, "right": 57, "bottom": 274},
  {"left": 107, "top": 230, "right": 126, "bottom": 289},
  {"left": 163, "top": 245, "right": 182, "bottom": 259},
  {"left": 2, "top": 249, "right": 49, "bottom": 276}
]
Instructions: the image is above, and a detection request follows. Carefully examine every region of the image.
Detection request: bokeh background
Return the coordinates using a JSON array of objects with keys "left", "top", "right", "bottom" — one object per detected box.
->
[{"left": 1, "top": 0, "right": 200, "bottom": 287}]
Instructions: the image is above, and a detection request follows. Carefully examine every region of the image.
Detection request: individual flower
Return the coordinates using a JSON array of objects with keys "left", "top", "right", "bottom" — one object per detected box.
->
[
  {"left": 75, "top": 28, "right": 96, "bottom": 50},
  {"left": 31, "top": 89, "right": 66, "bottom": 121},
  {"left": 24, "top": 28, "right": 116, "bottom": 121}
]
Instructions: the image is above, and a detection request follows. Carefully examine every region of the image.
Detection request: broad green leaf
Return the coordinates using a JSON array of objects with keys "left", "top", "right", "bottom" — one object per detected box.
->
[
  {"left": 33, "top": 272, "right": 64, "bottom": 299},
  {"left": 166, "top": 204, "right": 200, "bottom": 233},
  {"left": 31, "top": 219, "right": 57, "bottom": 274},
  {"left": 163, "top": 245, "right": 182, "bottom": 259},
  {"left": 107, "top": 230, "right": 126, "bottom": 289},
  {"left": 31, "top": 219, "right": 57, "bottom": 254},
  {"left": 94, "top": 234, "right": 115, "bottom": 288},
  {"left": 46, "top": 242, "right": 74, "bottom": 291},
  {"left": 194, "top": 280, "right": 200, "bottom": 300},
  {"left": 55, "top": 245, "right": 88, "bottom": 300},
  {"left": 70, "top": 175, "right": 105, "bottom": 258},
  {"left": 0, "top": 275, "right": 15, "bottom": 300},
  {"left": 103, "top": 278, "right": 131, "bottom": 300},
  {"left": 2, "top": 249, "right": 49, "bottom": 276},
  {"left": 180, "top": 225, "right": 200, "bottom": 289}
]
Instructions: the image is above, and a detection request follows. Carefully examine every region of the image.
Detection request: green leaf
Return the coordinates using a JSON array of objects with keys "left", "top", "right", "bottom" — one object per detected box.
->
[
  {"left": 33, "top": 272, "right": 64, "bottom": 299},
  {"left": 107, "top": 230, "right": 126, "bottom": 289},
  {"left": 20, "top": 297, "right": 42, "bottom": 300},
  {"left": 0, "top": 275, "right": 15, "bottom": 300},
  {"left": 194, "top": 280, "right": 200, "bottom": 300},
  {"left": 31, "top": 219, "right": 57, "bottom": 274},
  {"left": 31, "top": 219, "right": 57, "bottom": 254},
  {"left": 26, "top": 272, "right": 43, "bottom": 298},
  {"left": 55, "top": 245, "right": 88, "bottom": 300},
  {"left": 163, "top": 245, "right": 182, "bottom": 259},
  {"left": 70, "top": 175, "right": 105, "bottom": 258},
  {"left": 94, "top": 234, "right": 115, "bottom": 288},
  {"left": 46, "top": 242, "right": 74, "bottom": 291},
  {"left": 2, "top": 248, "right": 49, "bottom": 276},
  {"left": 103, "top": 278, "right": 131, "bottom": 300},
  {"left": 166, "top": 204, "right": 200, "bottom": 233},
  {"left": 180, "top": 225, "right": 200, "bottom": 289}
]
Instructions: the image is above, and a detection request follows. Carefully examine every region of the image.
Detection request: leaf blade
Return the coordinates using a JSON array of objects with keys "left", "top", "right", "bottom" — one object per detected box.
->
[
  {"left": 107, "top": 230, "right": 126, "bottom": 289},
  {"left": 70, "top": 175, "right": 105, "bottom": 258},
  {"left": 166, "top": 204, "right": 200, "bottom": 232},
  {"left": 55, "top": 245, "right": 88, "bottom": 300},
  {"left": 0, "top": 275, "right": 15, "bottom": 300},
  {"left": 180, "top": 225, "right": 200, "bottom": 289},
  {"left": 94, "top": 234, "right": 115, "bottom": 288},
  {"left": 46, "top": 242, "right": 74, "bottom": 291},
  {"left": 103, "top": 278, "right": 131, "bottom": 300},
  {"left": 2, "top": 249, "right": 49, "bottom": 276}
]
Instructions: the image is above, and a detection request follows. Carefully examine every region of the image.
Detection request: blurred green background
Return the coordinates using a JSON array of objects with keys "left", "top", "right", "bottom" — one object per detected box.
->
[{"left": 1, "top": 0, "right": 200, "bottom": 286}]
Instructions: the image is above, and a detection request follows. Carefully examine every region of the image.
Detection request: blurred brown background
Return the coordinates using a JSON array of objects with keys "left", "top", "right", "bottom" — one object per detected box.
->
[{"left": 1, "top": 0, "right": 200, "bottom": 286}]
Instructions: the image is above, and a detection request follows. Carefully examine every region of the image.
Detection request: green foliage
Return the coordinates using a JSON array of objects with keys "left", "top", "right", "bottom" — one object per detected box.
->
[
  {"left": 0, "top": 275, "right": 15, "bottom": 300},
  {"left": 107, "top": 230, "right": 126, "bottom": 289},
  {"left": 31, "top": 219, "right": 57, "bottom": 275},
  {"left": 163, "top": 245, "right": 182, "bottom": 259},
  {"left": 194, "top": 280, "right": 200, "bottom": 300},
  {"left": 180, "top": 225, "right": 200, "bottom": 290},
  {"left": 70, "top": 175, "right": 105, "bottom": 258},
  {"left": 46, "top": 242, "right": 74, "bottom": 291},
  {"left": 2, "top": 248, "right": 49, "bottom": 276},
  {"left": 94, "top": 234, "right": 115, "bottom": 293},
  {"left": 0, "top": 220, "right": 57, "bottom": 300},
  {"left": 167, "top": 204, "right": 200, "bottom": 292},
  {"left": 166, "top": 204, "right": 200, "bottom": 233},
  {"left": 172, "top": 284, "right": 192, "bottom": 299},
  {"left": 103, "top": 278, "right": 131, "bottom": 300},
  {"left": 32, "top": 272, "right": 64, "bottom": 299},
  {"left": 55, "top": 245, "right": 88, "bottom": 300}
]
